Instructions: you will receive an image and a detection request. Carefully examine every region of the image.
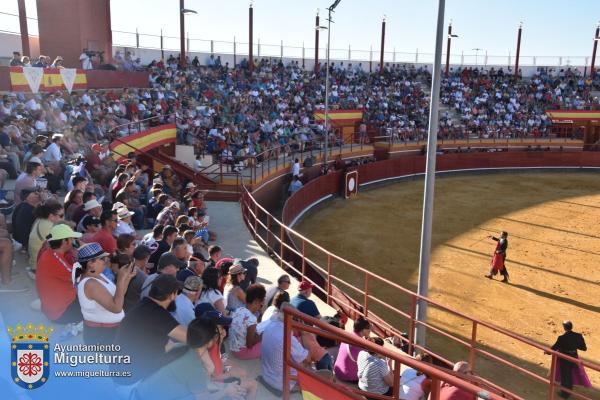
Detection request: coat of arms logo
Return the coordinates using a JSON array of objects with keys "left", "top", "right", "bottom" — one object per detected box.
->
[{"left": 8, "top": 323, "right": 53, "bottom": 390}]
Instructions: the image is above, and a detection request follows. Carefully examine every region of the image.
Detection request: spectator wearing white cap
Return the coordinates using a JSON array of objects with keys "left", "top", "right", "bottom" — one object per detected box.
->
[{"left": 76, "top": 198, "right": 103, "bottom": 232}]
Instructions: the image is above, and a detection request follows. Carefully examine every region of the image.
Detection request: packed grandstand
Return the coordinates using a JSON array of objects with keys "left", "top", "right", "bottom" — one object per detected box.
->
[{"left": 1, "top": 2, "right": 600, "bottom": 400}]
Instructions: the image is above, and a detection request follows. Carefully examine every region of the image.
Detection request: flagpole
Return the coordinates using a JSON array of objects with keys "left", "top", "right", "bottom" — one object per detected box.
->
[{"left": 415, "top": 0, "right": 445, "bottom": 349}]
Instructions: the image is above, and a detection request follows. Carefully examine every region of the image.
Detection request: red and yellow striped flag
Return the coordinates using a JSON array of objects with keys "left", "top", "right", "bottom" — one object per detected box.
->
[{"left": 110, "top": 124, "right": 177, "bottom": 161}]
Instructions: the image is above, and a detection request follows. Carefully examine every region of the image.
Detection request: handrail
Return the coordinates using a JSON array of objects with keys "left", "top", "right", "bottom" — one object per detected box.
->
[
  {"left": 240, "top": 177, "right": 600, "bottom": 399},
  {"left": 282, "top": 305, "right": 508, "bottom": 400}
]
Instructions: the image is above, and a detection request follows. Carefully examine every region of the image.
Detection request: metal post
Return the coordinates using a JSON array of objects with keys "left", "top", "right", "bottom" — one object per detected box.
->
[
  {"left": 415, "top": 48, "right": 419, "bottom": 63},
  {"left": 393, "top": 46, "right": 396, "bottom": 63},
  {"left": 484, "top": 50, "right": 488, "bottom": 66},
  {"left": 233, "top": 36, "right": 236, "bottom": 66},
  {"left": 160, "top": 29, "right": 164, "bottom": 60},
  {"left": 187, "top": 31, "right": 190, "bottom": 54},
  {"left": 324, "top": 7, "right": 333, "bottom": 166},
  {"left": 315, "top": 9, "right": 320, "bottom": 72},
  {"left": 136, "top": 28, "right": 140, "bottom": 49},
  {"left": 514, "top": 22, "right": 522, "bottom": 79},
  {"left": 460, "top": 50, "right": 464, "bottom": 65},
  {"left": 369, "top": 45, "right": 373, "bottom": 72},
  {"left": 17, "top": 0, "right": 30, "bottom": 56},
  {"left": 280, "top": 40, "right": 283, "bottom": 59},
  {"left": 415, "top": 0, "right": 446, "bottom": 349},
  {"left": 302, "top": 42, "right": 305, "bottom": 68},
  {"left": 249, "top": 2, "right": 254, "bottom": 71},
  {"left": 258, "top": 38, "right": 261, "bottom": 57},
  {"left": 179, "top": 0, "right": 186, "bottom": 67},
  {"left": 591, "top": 22, "right": 600, "bottom": 79},
  {"left": 210, "top": 40, "right": 214, "bottom": 54},
  {"left": 348, "top": 44, "right": 351, "bottom": 63},
  {"left": 445, "top": 22, "right": 452, "bottom": 76},
  {"left": 379, "top": 16, "right": 386, "bottom": 74}
]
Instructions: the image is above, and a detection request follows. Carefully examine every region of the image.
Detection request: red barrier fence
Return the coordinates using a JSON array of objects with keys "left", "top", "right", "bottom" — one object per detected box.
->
[{"left": 241, "top": 151, "right": 600, "bottom": 399}]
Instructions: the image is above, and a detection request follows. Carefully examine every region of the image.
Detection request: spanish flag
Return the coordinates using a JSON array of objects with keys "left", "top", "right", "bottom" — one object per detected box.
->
[
  {"left": 10, "top": 67, "right": 87, "bottom": 92},
  {"left": 296, "top": 370, "right": 363, "bottom": 400},
  {"left": 110, "top": 124, "right": 177, "bottom": 161}
]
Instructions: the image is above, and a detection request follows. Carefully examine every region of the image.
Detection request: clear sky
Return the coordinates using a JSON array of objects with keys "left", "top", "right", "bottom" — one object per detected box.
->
[{"left": 1, "top": 0, "right": 599, "bottom": 64}]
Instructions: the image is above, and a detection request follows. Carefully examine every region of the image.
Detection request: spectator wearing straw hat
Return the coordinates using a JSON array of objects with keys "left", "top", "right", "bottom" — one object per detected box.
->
[
  {"left": 113, "top": 206, "right": 136, "bottom": 237},
  {"left": 291, "top": 280, "right": 321, "bottom": 319}
]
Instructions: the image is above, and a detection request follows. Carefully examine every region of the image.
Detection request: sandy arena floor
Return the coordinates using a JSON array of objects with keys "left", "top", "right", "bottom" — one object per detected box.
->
[{"left": 295, "top": 172, "right": 600, "bottom": 399}]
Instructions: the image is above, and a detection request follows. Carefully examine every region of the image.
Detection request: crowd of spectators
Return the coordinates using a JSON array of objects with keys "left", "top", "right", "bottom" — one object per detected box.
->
[
  {"left": 2, "top": 50, "right": 596, "bottom": 398},
  {"left": 439, "top": 66, "right": 600, "bottom": 139}
]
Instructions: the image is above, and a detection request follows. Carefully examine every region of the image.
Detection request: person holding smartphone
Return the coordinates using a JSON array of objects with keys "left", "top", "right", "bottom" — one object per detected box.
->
[{"left": 74, "top": 242, "right": 136, "bottom": 344}]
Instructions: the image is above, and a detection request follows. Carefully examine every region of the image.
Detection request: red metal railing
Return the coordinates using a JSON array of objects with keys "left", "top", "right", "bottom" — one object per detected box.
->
[
  {"left": 282, "top": 305, "right": 507, "bottom": 400},
  {"left": 240, "top": 181, "right": 600, "bottom": 399}
]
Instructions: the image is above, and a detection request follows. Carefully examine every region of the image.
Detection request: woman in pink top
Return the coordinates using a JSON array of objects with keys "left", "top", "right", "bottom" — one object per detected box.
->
[{"left": 333, "top": 317, "right": 371, "bottom": 382}]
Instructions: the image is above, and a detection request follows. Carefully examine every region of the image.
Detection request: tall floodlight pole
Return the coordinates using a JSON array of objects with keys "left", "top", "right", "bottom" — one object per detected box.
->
[
  {"left": 249, "top": 1, "right": 254, "bottom": 72},
  {"left": 323, "top": 0, "right": 342, "bottom": 166},
  {"left": 379, "top": 15, "right": 386, "bottom": 74},
  {"left": 591, "top": 22, "right": 600, "bottom": 79},
  {"left": 514, "top": 22, "right": 523, "bottom": 79},
  {"left": 180, "top": 0, "right": 186, "bottom": 67},
  {"left": 179, "top": 4, "right": 197, "bottom": 68},
  {"left": 444, "top": 21, "right": 452, "bottom": 76},
  {"left": 415, "top": 0, "right": 445, "bottom": 349},
  {"left": 315, "top": 9, "right": 320, "bottom": 72}
]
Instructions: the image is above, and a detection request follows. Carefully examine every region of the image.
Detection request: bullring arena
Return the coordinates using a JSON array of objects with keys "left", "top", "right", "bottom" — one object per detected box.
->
[{"left": 294, "top": 170, "right": 600, "bottom": 399}]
